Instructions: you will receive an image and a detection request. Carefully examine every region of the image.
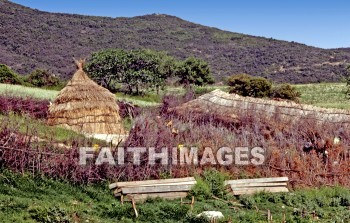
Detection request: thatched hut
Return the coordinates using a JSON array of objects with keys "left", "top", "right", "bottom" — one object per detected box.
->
[{"left": 47, "top": 61, "right": 125, "bottom": 135}]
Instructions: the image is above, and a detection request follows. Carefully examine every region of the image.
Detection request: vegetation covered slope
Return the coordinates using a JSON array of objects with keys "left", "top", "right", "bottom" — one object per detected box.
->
[
  {"left": 1, "top": 0, "right": 349, "bottom": 83},
  {"left": 1, "top": 169, "right": 350, "bottom": 222}
]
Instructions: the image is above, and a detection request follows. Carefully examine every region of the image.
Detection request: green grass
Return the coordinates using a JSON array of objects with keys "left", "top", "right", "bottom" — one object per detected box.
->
[
  {"left": 0, "top": 169, "right": 117, "bottom": 223},
  {"left": 115, "top": 92, "right": 162, "bottom": 107},
  {"left": 294, "top": 83, "right": 350, "bottom": 110},
  {"left": 114, "top": 85, "right": 230, "bottom": 107},
  {"left": 0, "top": 114, "right": 105, "bottom": 145},
  {"left": 1, "top": 169, "right": 350, "bottom": 223},
  {"left": 2, "top": 82, "right": 350, "bottom": 110},
  {"left": 0, "top": 83, "right": 58, "bottom": 100}
]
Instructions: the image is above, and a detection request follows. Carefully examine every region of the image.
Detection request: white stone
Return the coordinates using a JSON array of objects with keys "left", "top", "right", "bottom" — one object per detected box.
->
[
  {"left": 333, "top": 137, "right": 341, "bottom": 145},
  {"left": 197, "top": 211, "right": 224, "bottom": 220},
  {"left": 84, "top": 134, "right": 128, "bottom": 145}
]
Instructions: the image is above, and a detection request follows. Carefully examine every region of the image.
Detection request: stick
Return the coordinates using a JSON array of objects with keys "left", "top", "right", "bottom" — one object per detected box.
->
[{"left": 129, "top": 196, "right": 138, "bottom": 218}]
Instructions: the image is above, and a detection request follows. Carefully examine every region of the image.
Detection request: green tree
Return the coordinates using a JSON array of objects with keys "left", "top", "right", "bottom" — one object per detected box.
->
[
  {"left": 124, "top": 49, "right": 175, "bottom": 95},
  {"left": 176, "top": 57, "right": 214, "bottom": 86},
  {"left": 85, "top": 49, "right": 177, "bottom": 94},
  {"left": 0, "top": 64, "right": 22, "bottom": 85},
  {"left": 85, "top": 49, "right": 128, "bottom": 92},
  {"left": 227, "top": 73, "right": 272, "bottom": 98},
  {"left": 26, "top": 69, "right": 61, "bottom": 88}
]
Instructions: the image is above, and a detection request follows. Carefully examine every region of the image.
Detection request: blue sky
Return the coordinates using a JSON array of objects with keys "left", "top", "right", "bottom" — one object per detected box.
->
[{"left": 10, "top": 0, "right": 350, "bottom": 49}]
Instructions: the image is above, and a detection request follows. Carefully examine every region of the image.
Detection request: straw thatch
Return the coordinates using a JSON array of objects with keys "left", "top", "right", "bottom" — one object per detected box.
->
[
  {"left": 47, "top": 61, "right": 125, "bottom": 134},
  {"left": 171, "top": 89, "right": 350, "bottom": 123}
]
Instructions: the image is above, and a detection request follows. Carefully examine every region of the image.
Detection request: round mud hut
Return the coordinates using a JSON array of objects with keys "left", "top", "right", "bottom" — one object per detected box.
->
[{"left": 47, "top": 61, "right": 125, "bottom": 135}]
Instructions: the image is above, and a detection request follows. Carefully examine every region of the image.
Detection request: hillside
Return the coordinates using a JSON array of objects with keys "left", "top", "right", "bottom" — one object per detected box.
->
[
  {"left": 2, "top": 169, "right": 350, "bottom": 222},
  {"left": 336, "top": 48, "right": 350, "bottom": 53},
  {"left": 1, "top": 0, "right": 350, "bottom": 83}
]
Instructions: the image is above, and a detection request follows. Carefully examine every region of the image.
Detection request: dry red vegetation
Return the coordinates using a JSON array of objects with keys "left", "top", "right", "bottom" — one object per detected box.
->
[
  {"left": 1, "top": 95, "right": 350, "bottom": 187},
  {"left": 0, "top": 95, "right": 49, "bottom": 119}
]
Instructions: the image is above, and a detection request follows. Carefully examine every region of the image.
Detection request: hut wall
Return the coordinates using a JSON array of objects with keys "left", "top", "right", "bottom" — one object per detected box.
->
[{"left": 177, "top": 90, "right": 350, "bottom": 123}]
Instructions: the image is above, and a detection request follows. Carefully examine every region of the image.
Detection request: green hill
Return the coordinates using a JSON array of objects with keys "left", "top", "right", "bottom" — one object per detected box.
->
[
  {"left": 1, "top": 0, "right": 349, "bottom": 83},
  {"left": 1, "top": 169, "right": 350, "bottom": 222}
]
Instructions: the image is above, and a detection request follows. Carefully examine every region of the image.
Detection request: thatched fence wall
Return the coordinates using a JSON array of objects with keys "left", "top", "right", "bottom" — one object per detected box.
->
[{"left": 173, "top": 90, "right": 350, "bottom": 123}]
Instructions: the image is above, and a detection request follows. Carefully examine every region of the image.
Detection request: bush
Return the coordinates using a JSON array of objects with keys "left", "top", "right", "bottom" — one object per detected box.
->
[
  {"left": 26, "top": 69, "right": 61, "bottom": 88},
  {"left": 189, "top": 178, "right": 212, "bottom": 201},
  {"left": 117, "top": 100, "right": 141, "bottom": 119},
  {"left": 29, "top": 206, "right": 70, "bottom": 223},
  {"left": 271, "top": 84, "right": 301, "bottom": 101},
  {"left": 176, "top": 57, "right": 215, "bottom": 86},
  {"left": 194, "top": 86, "right": 211, "bottom": 96},
  {"left": 227, "top": 74, "right": 271, "bottom": 98},
  {"left": 0, "top": 64, "right": 22, "bottom": 85},
  {"left": 202, "top": 169, "right": 228, "bottom": 198},
  {"left": 189, "top": 169, "right": 228, "bottom": 201}
]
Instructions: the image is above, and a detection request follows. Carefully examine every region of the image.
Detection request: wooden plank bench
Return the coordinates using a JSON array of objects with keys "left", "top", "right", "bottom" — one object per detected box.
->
[
  {"left": 225, "top": 177, "right": 289, "bottom": 196},
  {"left": 109, "top": 177, "right": 196, "bottom": 202}
]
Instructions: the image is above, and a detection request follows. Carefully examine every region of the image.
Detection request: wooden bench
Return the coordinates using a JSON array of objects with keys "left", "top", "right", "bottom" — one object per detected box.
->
[
  {"left": 225, "top": 177, "right": 289, "bottom": 195},
  {"left": 109, "top": 177, "right": 196, "bottom": 202}
]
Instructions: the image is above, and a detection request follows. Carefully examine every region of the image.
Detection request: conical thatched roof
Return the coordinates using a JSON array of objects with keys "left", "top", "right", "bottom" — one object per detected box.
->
[{"left": 47, "top": 61, "right": 125, "bottom": 134}]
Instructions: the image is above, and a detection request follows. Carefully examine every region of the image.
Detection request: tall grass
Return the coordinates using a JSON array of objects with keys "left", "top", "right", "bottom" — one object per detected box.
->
[
  {"left": 3, "top": 82, "right": 350, "bottom": 110},
  {"left": 0, "top": 83, "right": 58, "bottom": 100},
  {"left": 115, "top": 92, "right": 161, "bottom": 107},
  {"left": 295, "top": 83, "right": 350, "bottom": 110},
  {"left": 0, "top": 114, "right": 87, "bottom": 143}
]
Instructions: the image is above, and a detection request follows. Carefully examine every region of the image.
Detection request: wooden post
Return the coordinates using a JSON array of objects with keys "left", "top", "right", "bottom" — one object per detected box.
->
[
  {"left": 180, "top": 196, "right": 195, "bottom": 210},
  {"left": 267, "top": 209, "right": 272, "bottom": 222},
  {"left": 130, "top": 196, "right": 138, "bottom": 218},
  {"left": 190, "top": 196, "right": 195, "bottom": 210}
]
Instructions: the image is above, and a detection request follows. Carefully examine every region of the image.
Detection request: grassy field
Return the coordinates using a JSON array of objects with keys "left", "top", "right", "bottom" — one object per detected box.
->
[
  {"left": 0, "top": 114, "right": 106, "bottom": 145},
  {"left": 115, "top": 83, "right": 350, "bottom": 110},
  {"left": 0, "top": 83, "right": 58, "bottom": 100},
  {"left": 2, "top": 82, "right": 350, "bottom": 109},
  {"left": 294, "top": 83, "right": 350, "bottom": 110},
  {"left": 1, "top": 169, "right": 350, "bottom": 223},
  {"left": 0, "top": 83, "right": 230, "bottom": 107},
  {"left": 115, "top": 92, "right": 162, "bottom": 107}
]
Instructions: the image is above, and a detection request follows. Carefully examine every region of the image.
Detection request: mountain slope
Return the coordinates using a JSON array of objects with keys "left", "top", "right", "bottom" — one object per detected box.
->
[{"left": 1, "top": 0, "right": 349, "bottom": 83}]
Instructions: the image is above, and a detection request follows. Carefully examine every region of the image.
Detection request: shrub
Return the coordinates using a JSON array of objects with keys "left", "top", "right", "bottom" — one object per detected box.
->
[
  {"left": 0, "top": 64, "right": 22, "bottom": 85},
  {"left": 227, "top": 74, "right": 271, "bottom": 98},
  {"left": 202, "top": 169, "right": 228, "bottom": 198},
  {"left": 271, "top": 84, "right": 301, "bottom": 101},
  {"left": 194, "top": 86, "right": 211, "bottom": 96},
  {"left": 189, "top": 178, "right": 212, "bottom": 201},
  {"left": 189, "top": 170, "right": 228, "bottom": 201},
  {"left": 117, "top": 100, "right": 141, "bottom": 119},
  {"left": 238, "top": 195, "right": 256, "bottom": 209},
  {"left": 29, "top": 206, "right": 70, "bottom": 223},
  {"left": 26, "top": 69, "right": 61, "bottom": 88},
  {"left": 176, "top": 57, "right": 215, "bottom": 86}
]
